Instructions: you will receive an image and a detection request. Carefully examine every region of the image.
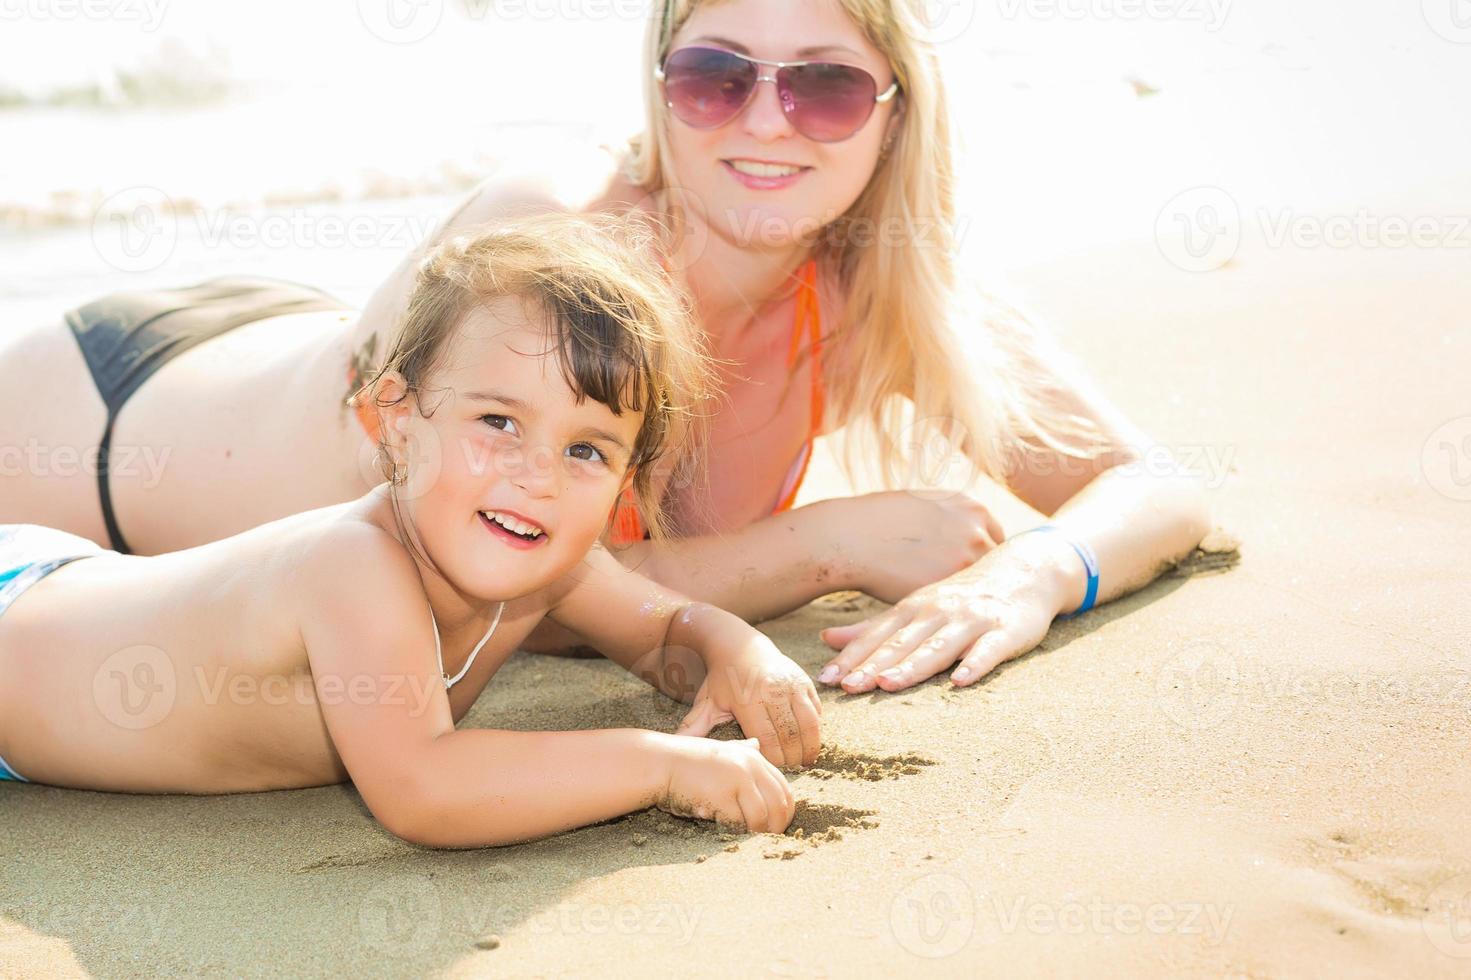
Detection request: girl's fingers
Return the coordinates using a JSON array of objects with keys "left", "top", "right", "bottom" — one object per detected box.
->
[
  {"left": 788, "top": 694, "right": 822, "bottom": 768},
  {"left": 736, "top": 783, "right": 770, "bottom": 833},
  {"left": 874, "top": 623, "right": 981, "bottom": 692},
  {"left": 674, "top": 694, "right": 721, "bottom": 737},
  {"left": 817, "top": 606, "right": 914, "bottom": 684},
  {"left": 840, "top": 616, "right": 946, "bottom": 693},
  {"left": 737, "top": 706, "right": 785, "bottom": 768},
  {"left": 752, "top": 762, "right": 795, "bottom": 831},
  {"left": 764, "top": 701, "right": 803, "bottom": 769},
  {"left": 951, "top": 630, "right": 1019, "bottom": 687}
]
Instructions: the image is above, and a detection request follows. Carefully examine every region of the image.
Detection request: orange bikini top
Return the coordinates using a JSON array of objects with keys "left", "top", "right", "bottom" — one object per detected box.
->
[
  {"left": 349, "top": 258, "right": 826, "bottom": 547},
  {"left": 609, "top": 257, "right": 826, "bottom": 545}
]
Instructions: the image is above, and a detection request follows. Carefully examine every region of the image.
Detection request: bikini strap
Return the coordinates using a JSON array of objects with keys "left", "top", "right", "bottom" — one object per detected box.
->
[{"left": 429, "top": 601, "right": 506, "bottom": 689}]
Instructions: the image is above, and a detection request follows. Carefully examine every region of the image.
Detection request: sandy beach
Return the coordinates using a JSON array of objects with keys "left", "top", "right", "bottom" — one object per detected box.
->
[
  {"left": 3, "top": 226, "right": 1468, "bottom": 976},
  {"left": 3, "top": 1, "right": 1470, "bottom": 976}
]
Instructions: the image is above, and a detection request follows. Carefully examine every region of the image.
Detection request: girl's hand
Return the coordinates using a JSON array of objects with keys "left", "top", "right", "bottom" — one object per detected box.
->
[
  {"left": 674, "top": 632, "right": 823, "bottom": 770},
  {"left": 838, "top": 491, "right": 1007, "bottom": 603},
  {"left": 657, "top": 736, "right": 796, "bottom": 833},
  {"left": 817, "top": 534, "right": 1070, "bottom": 693}
]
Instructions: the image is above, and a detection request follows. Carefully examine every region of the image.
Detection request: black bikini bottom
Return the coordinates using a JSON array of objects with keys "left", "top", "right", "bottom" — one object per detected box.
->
[{"left": 63, "top": 277, "right": 352, "bottom": 554}]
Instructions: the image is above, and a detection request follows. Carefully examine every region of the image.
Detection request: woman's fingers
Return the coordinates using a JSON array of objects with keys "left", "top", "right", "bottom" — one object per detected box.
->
[
  {"left": 873, "top": 623, "right": 980, "bottom": 692},
  {"left": 819, "top": 616, "right": 875, "bottom": 650},
  {"left": 951, "top": 630, "right": 1019, "bottom": 687},
  {"left": 817, "top": 606, "right": 913, "bottom": 684},
  {"left": 838, "top": 616, "right": 947, "bottom": 693}
]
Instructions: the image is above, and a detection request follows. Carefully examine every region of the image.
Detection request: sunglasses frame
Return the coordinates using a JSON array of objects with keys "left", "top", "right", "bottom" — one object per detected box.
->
[{"left": 654, "top": 44, "right": 901, "bottom": 142}]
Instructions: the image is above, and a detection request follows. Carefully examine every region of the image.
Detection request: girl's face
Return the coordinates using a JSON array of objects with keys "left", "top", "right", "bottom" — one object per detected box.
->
[
  {"left": 385, "top": 297, "right": 644, "bottom": 601},
  {"left": 663, "top": 0, "right": 900, "bottom": 252}
]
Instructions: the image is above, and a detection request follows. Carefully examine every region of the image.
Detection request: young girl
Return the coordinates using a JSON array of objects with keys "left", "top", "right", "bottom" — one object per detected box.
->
[{"left": 0, "top": 214, "right": 822, "bottom": 847}]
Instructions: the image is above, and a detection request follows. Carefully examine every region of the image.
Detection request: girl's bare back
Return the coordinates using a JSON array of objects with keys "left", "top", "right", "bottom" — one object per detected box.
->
[{"left": 0, "top": 490, "right": 539, "bottom": 794}]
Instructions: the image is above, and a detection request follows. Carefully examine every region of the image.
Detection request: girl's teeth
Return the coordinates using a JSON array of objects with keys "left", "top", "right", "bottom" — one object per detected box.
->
[
  {"left": 730, "top": 160, "right": 803, "bottom": 178},
  {"left": 483, "top": 511, "right": 543, "bottom": 537}
]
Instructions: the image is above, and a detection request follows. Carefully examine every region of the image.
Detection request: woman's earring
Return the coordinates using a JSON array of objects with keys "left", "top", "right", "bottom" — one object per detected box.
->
[{"left": 391, "top": 460, "right": 408, "bottom": 487}]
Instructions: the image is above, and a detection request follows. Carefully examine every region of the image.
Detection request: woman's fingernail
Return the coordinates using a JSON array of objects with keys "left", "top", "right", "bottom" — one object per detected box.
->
[
  {"left": 818, "top": 665, "right": 840, "bottom": 684},
  {"left": 843, "top": 672, "right": 866, "bottom": 686},
  {"left": 880, "top": 668, "right": 902, "bottom": 681},
  {"left": 952, "top": 667, "right": 972, "bottom": 683}
]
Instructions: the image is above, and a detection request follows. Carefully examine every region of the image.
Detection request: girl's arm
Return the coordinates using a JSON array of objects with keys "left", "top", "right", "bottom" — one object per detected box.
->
[
  {"left": 544, "top": 545, "right": 823, "bottom": 770},
  {"left": 293, "top": 524, "right": 788, "bottom": 848}
]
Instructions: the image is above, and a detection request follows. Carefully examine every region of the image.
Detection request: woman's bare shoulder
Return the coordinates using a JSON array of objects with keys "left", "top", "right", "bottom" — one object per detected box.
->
[{"left": 454, "top": 138, "right": 638, "bottom": 226}]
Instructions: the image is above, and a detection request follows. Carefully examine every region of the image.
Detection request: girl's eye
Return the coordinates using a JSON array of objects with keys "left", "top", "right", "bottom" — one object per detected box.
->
[
  {"left": 480, "top": 414, "right": 517, "bottom": 435},
  {"left": 566, "top": 443, "right": 607, "bottom": 465}
]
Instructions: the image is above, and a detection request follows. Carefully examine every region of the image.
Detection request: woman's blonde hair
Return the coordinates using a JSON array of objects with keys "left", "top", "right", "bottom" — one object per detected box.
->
[
  {"left": 360, "top": 212, "right": 713, "bottom": 541},
  {"left": 624, "top": 0, "right": 1126, "bottom": 495}
]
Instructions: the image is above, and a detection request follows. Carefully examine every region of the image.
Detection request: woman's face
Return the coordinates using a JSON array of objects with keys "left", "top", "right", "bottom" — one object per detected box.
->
[{"left": 663, "top": 0, "right": 899, "bottom": 253}]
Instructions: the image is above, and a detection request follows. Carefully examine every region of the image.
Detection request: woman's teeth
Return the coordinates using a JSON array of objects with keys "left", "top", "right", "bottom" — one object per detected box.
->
[
  {"left": 728, "top": 160, "right": 804, "bottom": 178},
  {"left": 481, "top": 511, "right": 544, "bottom": 539}
]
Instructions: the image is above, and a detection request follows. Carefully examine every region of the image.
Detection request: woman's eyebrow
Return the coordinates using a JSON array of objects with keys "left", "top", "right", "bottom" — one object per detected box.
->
[{"left": 687, "top": 34, "right": 865, "bottom": 60}]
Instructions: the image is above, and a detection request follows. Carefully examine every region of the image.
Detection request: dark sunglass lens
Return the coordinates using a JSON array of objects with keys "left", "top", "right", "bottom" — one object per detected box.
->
[
  {"left": 782, "top": 63, "right": 880, "bottom": 142},
  {"left": 662, "top": 47, "right": 756, "bottom": 128}
]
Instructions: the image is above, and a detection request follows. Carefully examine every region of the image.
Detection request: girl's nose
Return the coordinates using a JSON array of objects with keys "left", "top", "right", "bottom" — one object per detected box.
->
[{"left": 510, "top": 445, "right": 559, "bottom": 498}]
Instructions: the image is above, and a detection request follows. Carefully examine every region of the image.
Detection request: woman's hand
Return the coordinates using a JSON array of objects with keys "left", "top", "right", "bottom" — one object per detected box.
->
[
  {"left": 817, "top": 532, "right": 1076, "bottom": 693},
  {"left": 837, "top": 491, "right": 1007, "bottom": 603},
  {"left": 674, "top": 628, "right": 823, "bottom": 771}
]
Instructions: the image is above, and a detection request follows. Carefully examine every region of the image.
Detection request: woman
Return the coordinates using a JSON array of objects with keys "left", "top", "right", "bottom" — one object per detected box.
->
[{"left": 0, "top": 0, "right": 1209, "bottom": 694}]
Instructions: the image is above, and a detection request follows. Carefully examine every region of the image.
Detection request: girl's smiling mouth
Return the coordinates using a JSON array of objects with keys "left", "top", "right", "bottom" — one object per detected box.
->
[{"left": 478, "top": 509, "right": 549, "bottom": 549}]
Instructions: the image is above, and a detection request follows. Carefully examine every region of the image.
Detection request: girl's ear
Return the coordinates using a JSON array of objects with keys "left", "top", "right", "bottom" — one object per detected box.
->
[{"left": 370, "top": 370, "right": 417, "bottom": 456}]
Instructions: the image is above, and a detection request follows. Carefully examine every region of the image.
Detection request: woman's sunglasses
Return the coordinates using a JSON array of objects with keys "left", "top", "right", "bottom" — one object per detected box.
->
[{"left": 655, "top": 45, "right": 900, "bottom": 143}]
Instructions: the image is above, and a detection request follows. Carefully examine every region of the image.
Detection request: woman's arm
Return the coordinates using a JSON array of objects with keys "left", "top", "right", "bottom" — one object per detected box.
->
[
  {"left": 521, "top": 490, "right": 1004, "bottom": 663},
  {"left": 817, "top": 314, "right": 1215, "bottom": 693}
]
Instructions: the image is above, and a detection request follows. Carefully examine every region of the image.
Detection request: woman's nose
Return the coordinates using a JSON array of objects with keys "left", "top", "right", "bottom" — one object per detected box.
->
[{"left": 741, "top": 75, "right": 798, "bottom": 142}]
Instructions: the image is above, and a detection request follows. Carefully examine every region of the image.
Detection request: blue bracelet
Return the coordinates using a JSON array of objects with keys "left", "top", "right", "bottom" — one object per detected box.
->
[{"left": 1013, "top": 524, "right": 1100, "bottom": 619}]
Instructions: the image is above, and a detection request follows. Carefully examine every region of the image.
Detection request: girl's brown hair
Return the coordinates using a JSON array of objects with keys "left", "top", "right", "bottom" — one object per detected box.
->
[{"left": 357, "top": 212, "right": 713, "bottom": 541}]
